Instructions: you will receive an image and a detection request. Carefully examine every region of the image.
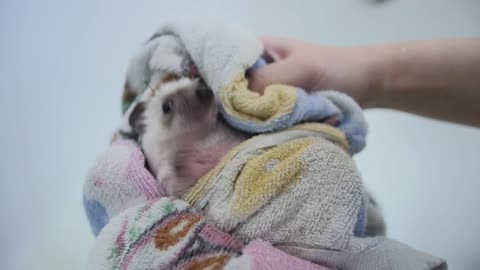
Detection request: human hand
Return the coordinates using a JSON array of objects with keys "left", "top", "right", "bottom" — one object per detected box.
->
[{"left": 248, "top": 36, "right": 377, "bottom": 107}]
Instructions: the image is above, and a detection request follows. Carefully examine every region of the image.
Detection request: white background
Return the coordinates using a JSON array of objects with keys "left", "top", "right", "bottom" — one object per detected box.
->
[{"left": 1, "top": 0, "right": 479, "bottom": 269}]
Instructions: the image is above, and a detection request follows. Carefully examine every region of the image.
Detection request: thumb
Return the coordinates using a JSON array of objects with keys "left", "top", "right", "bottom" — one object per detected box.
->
[{"left": 248, "top": 58, "right": 302, "bottom": 93}]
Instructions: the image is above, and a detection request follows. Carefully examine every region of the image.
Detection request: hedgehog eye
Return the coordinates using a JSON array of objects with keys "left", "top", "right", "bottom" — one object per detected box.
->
[{"left": 162, "top": 100, "right": 173, "bottom": 114}]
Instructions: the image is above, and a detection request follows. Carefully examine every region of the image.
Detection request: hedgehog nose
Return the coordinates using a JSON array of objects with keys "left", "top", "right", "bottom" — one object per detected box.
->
[{"left": 196, "top": 85, "right": 214, "bottom": 101}]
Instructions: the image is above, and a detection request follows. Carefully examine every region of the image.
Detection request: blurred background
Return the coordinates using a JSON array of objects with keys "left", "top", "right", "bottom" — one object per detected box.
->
[{"left": 1, "top": 0, "right": 479, "bottom": 269}]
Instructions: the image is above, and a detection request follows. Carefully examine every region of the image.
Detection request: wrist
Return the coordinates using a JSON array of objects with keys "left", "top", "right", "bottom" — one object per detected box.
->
[
  {"left": 361, "top": 45, "right": 392, "bottom": 109},
  {"left": 363, "top": 43, "right": 418, "bottom": 110}
]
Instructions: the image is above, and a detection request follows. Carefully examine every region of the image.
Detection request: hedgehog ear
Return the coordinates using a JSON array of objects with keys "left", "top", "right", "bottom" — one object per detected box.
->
[
  {"left": 146, "top": 32, "right": 164, "bottom": 43},
  {"left": 128, "top": 101, "right": 146, "bottom": 135},
  {"left": 122, "top": 38, "right": 162, "bottom": 111},
  {"left": 118, "top": 90, "right": 150, "bottom": 142},
  {"left": 122, "top": 80, "right": 137, "bottom": 114}
]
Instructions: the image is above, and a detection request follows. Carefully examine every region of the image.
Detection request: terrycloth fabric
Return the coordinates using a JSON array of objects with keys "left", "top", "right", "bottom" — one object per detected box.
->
[
  {"left": 84, "top": 136, "right": 446, "bottom": 270},
  {"left": 85, "top": 141, "right": 332, "bottom": 270},
  {"left": 84, "top": 140, "right": 164, "bottom": 236},
  {"left": 85, "top": 19, "right": 447, "bottom": 269},
  {"left": 183, "top": 124, "right": 447, "bottom": 270},
  {"left": 120, "top": 19, "right": 367, "bottom": 154},
  {"left": 88, "top": 196, "right": 333, "bottom": 270},
  {"left": 184, "top": 124, "right": 367, "bottom": 246}
]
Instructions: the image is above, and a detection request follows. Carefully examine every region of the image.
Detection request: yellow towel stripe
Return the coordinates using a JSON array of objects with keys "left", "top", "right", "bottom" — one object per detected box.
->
[
  {"left": 184, "top": 123, "right": 350, "bottom": 206},
  {"left": 220, "top": 73, "right": 297, "bottom": 123},
  {"left": 289, "top": 123, "right": 350, "bottom": 152},
  {"left": 231, "top": 138, "right": 312, "bottom": 217}
]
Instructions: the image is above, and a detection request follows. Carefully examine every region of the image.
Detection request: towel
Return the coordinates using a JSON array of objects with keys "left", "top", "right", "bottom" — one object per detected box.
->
[
  {"left": 120, "top": 19, "right": 367, "bottom": 154},
  {"left": 85, "top": 140, "right": 332, "bottom": 270},
  {"left": 84, "top": 18, "right": 447, "bottom": 269},
  {"left": 84, "top": 136, "right": 445, "bottom": 270},
  {"left": 182, "top": 122, "right": 448, "bottom": 270}
]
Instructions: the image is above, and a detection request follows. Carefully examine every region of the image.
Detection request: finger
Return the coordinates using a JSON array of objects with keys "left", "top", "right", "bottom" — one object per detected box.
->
[
  {"left": 248, "top": 58, "right": 308, "bottom": 93},
  {"left": 260, "top": 35, "right": 298, "bottom": 59}
]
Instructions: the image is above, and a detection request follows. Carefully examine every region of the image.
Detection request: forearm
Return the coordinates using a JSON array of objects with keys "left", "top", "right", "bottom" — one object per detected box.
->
[{"left": 365, "top": 38, "right": 480, "bottom": 126}]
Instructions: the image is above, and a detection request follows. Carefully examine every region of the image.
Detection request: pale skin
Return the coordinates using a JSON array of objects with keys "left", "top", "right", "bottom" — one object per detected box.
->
[{"left": 248, "top": 37, "right": 480, "bottom": 127}]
